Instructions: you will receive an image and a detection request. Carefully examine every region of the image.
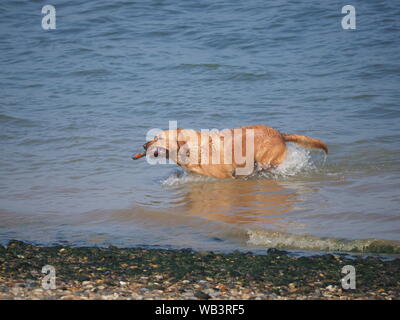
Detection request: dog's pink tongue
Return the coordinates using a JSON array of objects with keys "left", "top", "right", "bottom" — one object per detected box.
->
[{"left": 132, "top": 152, "right": 146, "bottom": 160}]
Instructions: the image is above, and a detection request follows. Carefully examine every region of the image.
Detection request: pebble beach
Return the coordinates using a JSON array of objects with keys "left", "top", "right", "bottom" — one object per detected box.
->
[{"left": 0, "top": 241, "right": 398, "bottom": 300}]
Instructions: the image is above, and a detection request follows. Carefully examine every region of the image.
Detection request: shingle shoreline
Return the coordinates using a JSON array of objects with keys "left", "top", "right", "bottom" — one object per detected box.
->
[{"left": 0, "top": 240, "right": 398, "bottom": 300}]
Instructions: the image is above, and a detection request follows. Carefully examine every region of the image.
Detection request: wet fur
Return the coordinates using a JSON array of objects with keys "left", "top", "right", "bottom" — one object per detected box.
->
[{"left": 138, "top": 124, "right": 328, "bottom": 179}]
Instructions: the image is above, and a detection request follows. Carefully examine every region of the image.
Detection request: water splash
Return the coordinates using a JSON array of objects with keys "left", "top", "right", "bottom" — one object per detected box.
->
[
  {"left": 250, "top": 144, "right": 316, "bottom": 180},
  {"left": 272, "top": 144, "right": 315, "bottom": 176}
]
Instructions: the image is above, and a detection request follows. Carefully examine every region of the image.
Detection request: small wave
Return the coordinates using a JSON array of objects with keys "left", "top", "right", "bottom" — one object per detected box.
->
[
  {"left": 0, "top": 114, "right": 28, "bottom": 122},
  {"left": 247, "top": 229, "right": 400, "bottom": 254},
  {"left": 70, "top": 69, "right": 111, "bottom": 77},
  {"left": 0, "top": 114, "right": 36, "bottom": 127},
  {"left": 227, "top": 72, "right": 273, "bottom": 81},
  {"left": 175, "top": 63, "right": 221, "bottom": 71}
]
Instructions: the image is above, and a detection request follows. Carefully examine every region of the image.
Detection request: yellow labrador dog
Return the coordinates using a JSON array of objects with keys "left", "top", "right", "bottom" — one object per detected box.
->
[{"left": 133, "top": 124, "right": 328, "bottom": 179}]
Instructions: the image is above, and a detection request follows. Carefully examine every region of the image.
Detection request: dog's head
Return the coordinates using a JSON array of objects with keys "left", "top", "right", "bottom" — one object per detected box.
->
[{"left": 132, "top": 129, "right": 189, "bottom": 162}]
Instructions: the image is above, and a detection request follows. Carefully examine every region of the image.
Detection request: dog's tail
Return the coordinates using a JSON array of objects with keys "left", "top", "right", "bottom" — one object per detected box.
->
[{"left": 282, "top": 133, "right": 328, "bottom": 154}]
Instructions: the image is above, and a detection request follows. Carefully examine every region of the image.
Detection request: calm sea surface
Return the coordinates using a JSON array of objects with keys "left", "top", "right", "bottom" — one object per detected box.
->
[{"left": 1, "top": 1, "right": 400, "bottom": 253}]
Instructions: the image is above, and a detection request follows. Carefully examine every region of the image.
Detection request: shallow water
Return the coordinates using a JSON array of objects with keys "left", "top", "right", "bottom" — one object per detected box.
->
[{"left": 1, "top": 1, "right": 400, "bottom": 253}]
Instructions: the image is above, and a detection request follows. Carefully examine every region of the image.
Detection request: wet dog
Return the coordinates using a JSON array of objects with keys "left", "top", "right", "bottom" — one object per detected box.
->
[{"left": 133, "top": 124, "right": 328, "bottom": 179}]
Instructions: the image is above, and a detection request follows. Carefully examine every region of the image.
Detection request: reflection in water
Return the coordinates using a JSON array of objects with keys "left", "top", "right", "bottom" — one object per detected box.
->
[{"left": 178, "top": 179, "right": 299, "bottom": 227}]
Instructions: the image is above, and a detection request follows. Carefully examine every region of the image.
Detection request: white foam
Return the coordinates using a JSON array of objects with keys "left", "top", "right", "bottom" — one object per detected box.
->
[{"left": 246, "top": 228, "right": 400, "bottom": 253}]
